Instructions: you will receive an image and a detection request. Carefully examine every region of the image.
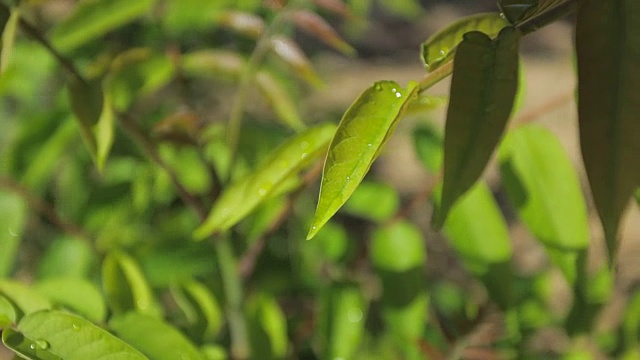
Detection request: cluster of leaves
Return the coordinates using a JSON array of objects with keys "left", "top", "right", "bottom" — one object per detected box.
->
[{"left": 0, "top": 0, "right": 639, "bottom": 359}]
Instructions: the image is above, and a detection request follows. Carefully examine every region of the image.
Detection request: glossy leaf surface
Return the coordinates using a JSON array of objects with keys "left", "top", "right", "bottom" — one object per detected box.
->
[
  {"left": 0, "top": 190, "right": 26, "bottom": 277},
  {"left": 51, "top": 0, "right": 154, "bottom": 52},
  {"left": 10, "top": 310, "right": 147, "bottom": 360},
  {"left": 420, "top": 12, "right": 508, "bottom": 71},
  {"left": 433, "top": 27, "right": 520, "bottom": 229},
  {"left": 102, "top": 251, "right": 162, "bottom": 317},
  {"left": 195, "top": 124, "right": 335, "bottom": 239},
  {"left": 576, "top": 0, "right": 640, "bottom": 260},
  {"left": 110, "top": 312, "right": 204, "bottom": 360},
  {"left": 307, "top": 80, "right": 418, "bottom": 239},
  {"left": 499, "top": 125, "right": 589, "bottom": 250}
]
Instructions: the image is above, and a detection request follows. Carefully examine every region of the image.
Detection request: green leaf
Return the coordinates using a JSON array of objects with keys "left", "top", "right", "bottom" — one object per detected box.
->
[
  {"left": 255, "top": 71, "right": 305, "bottom": 131},
  {"left": 433, "top": 27, "right": 520, "bottom": 229},
  {"left": 576, "top": 0, "right": 640, "bottom": 261},
  {"left": 110, "top": 312, "right": 204, "bottom": 360},
  {"left": 6, "top": 310, "right": 148, "bottom": 360},
  {"left": 0, "top": 5, "right": 19, "bottom": 74},
  {"left": 246, "top": 293, "right": 288, "bottom": 359},
  {"left": 342, "top": 181, "right": 399, "bottom": 222},
  {"left": 195, "top": 123, "right": 335, "bottom": 239},
  {"left": 35, "top": 278, "right": 106, "bottom": 323},
  {"left": 67, "top": 77, "right": 114, "bottom": 171},
  {"left": 0, "top": 190, "right": 27, "bottom": 277},
  {"left": 171, "top": 280, "right": 223, "bottom": 343},
  {"left": 371, "top": 221, "right": 425, "bottom": 272},
  {"left": 102, "top": 251, "right": 162, "bottom": 318},
  {"left": 499, "top": 125, "right": 589, "bottom": 250},
  {"left": 420, "top": 13, "right": 509, "bottom": 71},
  {"left": 307, "top": 80, "right": 418, "bottom": 239},
  {"left": 318, "top": 284, "right": 367, "bottom": 360},
  {"left": 181, "top": 50, "right": 246, "bottom": 80},
  {"left": 0, "top": 295, "right": 17, "bottom": 327},
  {"left": 37, "top": 236, "right": 94, "bottom": 279},
  {"left": 0, "top": 280, "right": 51, "bottom": 318},
  {"left": 51, "top": 0, "right": 155, "bottom": 52}
]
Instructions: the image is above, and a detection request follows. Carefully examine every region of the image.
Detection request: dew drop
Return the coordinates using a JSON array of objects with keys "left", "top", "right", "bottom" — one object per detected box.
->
[
  {"left": 373, "top": 83, "right": 383, "bottom": 91},
  {"left": 347, "top": 308, "right": 363, "bottom": 323},
  {"left": 395, "top": 92, "right": 402, "bottom": 98},
  {"left": 35, "top": 339, "right": 49, "bottom": 350},
  {"left": 312, "top": 226, "right": 317, "bottom": 230},
  {"left": 258, "top": 188, "right": 267, "bottom": 196},
  {"left": 300, "top": 152, "right": 308, "bottom": 160},
  {"left": 72, "top": 323, "right": 81, "bottom": 332},
  {"left": 367, "top": 143, "right": 372, "bottom": 147},
  {"left": 136, "top": 299, "right": 148, "bottom": 310},
  {"left": 299, "top": 141, "right": 309, "bottom": 150},
  {"left": 7, "top": 228, "right": 17, "bottom": 237},
  {"left": 29, "top": 343, "right": 36, "bottom": 350}
]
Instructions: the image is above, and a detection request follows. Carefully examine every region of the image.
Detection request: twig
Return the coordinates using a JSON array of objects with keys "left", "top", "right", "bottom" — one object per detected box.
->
[
  {"left": 511, "top": 89, "right": 575, "bottom": 128},
  {"left": 238, "top": 159, "right": 324, "bottom": 279},
  {"left": 16, "top": 17, "right": 87, "bottom": 83},
  {"left": 0, "top": 176, "right": 92, "bottom": 244}
]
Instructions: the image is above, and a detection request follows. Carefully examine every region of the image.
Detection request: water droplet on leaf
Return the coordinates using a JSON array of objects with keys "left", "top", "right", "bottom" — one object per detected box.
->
[
  {"left": 72, "top": 323, "right": 81, "bottom": 331},
  {"left": 35, "top": 340, "right": 49, "bottom": 350}
]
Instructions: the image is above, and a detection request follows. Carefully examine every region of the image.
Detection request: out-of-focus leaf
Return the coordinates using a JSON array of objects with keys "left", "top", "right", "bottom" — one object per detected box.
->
[
  {"left": 181, "top": 50, "right": 246, "bottom": 80},
  {"left": 342, "top": 181, "right": 399, "bottom": 222},
  {"left": 270, "top": 36, "right": 322, "bottom": 87},
  {"left": 289, "top": 10, "right": 355, "bottom": 55},
  {"left": 255, "top": 71, "right": 305, "bottom": 131},
  {"left": 246, "top": 293, "right": 288, "bottom": 360},
  {"left": 67, "top": 77, "right": 114, "bottom": 171},
  {"left": 378, "top": 0, "right": 422, "bottom": 19},
  {"left": 0, "top": 295, "right": 16, "bottom": 327},
  {"left": 576, "top": 0, "right": 640, "bottom": 261},
  {"left": 202, "top": 345, "right": 227, "bottom": 360},
  {"left": 382, "top": 292, "right": 428, "bottom": 359},
  {"left": 318, "top": 284, "right": 367, "bottom": 360},
  {"left": 51, "top": 0, "right": 154, "bottom": 52},
  {"left": 216, "top": 10, "right": 264, "bottom": 38},
  {"left": 405, "top": 95, "right": 447, "bottom": 116},
  {"left": 622, "top": 287, "right": 640, "bottom": 349},
  {"left": 0, "top": 190, "right": 26, "bottom": 277},
  {"left": 37, "top": 237, "right": 93, "bottom": 280},
  {"left": 433, "top": 27, "right": 520, "bottom": 229},
  {"left": 420, "top": 13, "right": 508, "bottom": 71},
  {"left": 6, "top": 310, "right": 148, "bottom": 360},
  {"left": 171, "top": 280, "right": 223, "bottom": 343},
  {"left": 195, "top": 123, "right": 335, "bottom": 239},
  {"left": 499, "top": 125, "right": 589, "bottom": 250},
  {"left": 371, "top": 221, "right": 425, "bottom": 272},
  {"left": 636, "top": 189, "right": 640, "bottom": 206},
  {"left": 0, "top": 5, "right": 19, "bottom": 74},
  {"left": 164, "top": 0, "right": 229, "bottom": 34},
  {"left": 36, "top": 278, "right": 106, "bottom": 323},
  {"left": 308, "top": 221, "right": 349, "bottom": 261},
  {"left": 313, "top": 0, "right": 352, "bottom": 18},
  {"left": 414, "top": 125, "right": 512, "bottom": 308},
  {"left": 102, "top": 251, "right": 162, "bottom": 318},
  {"left": 0, "top": 280, "right": 51, "bottom": 318},
  {"left": 141, "top": 246, "right": 216, "bottom": 287},
  {"left": 110, "top": 312, "right": 204, "bottom": 360},
  {"left": 307, "top": 80, "right": 418, "bottom": 239}
]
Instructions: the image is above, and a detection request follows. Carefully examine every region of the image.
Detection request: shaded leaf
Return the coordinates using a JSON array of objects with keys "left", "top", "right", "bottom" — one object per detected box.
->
[
  {"left": 216, "top": 10, "right": 264, "bottom": 39},
  {"left": 51, "top": 0, "right": 154, "bottom": 52},
  {"left": 2, "top": 328, "right": 62, "bottom": 360},
  {"left": 246, "top": 293, "right": 288, "bottom": 359},
  {"left": 195, "top": 123, "right": 335, "bottom": 239},
  {"left": 270, "top": 36, "right": 322, "bottom": 87},
  {"left": 433, "top": 27, "right": 520, "bottom": 229},
  {"left": 255, "top": 70, "right": 305, "bottom": 130},
  {"left": 289, "top": 10, "right": 355, "bottom": 55},
  {"left": 0, "top": 5, "right": 19, "bottom": 74},
  {"left": 0, "top": 295, "right": 16, "bottom": 327},
  {"left": 171, "top": 280, "right": 223, "bottom": 343},
  {"left": 102, "top": 251, "right": 162, "bottom": 317},
  {"left": 420, "top": 12, "right": 508, "bottom": 71},
  {"left": 307, "top": 80, "right": 418, "bottom": 239},
  {"left": 0, "top": 190, "right": 27, "bottom": 277},
  {"left": 499, "top": 125, "right": 589, "bottom": 250},
  {"left": 576, "top": 0, "right": 640, "bottom": 261},
  {"left": 110, "top": 312, "right": 204, "bottom": 360},
  {"left": 7, "top": 310, "right": 148, "bottom": 360},
  {"left": 498, "top": 0, "right": 570, "bottom": 25},
  {"left": 36, "top": 278, "right": 106, "bottom": 323}
]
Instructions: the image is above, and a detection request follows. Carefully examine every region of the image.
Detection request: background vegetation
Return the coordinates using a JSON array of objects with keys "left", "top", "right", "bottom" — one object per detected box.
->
[{"left": 0, "top": 0, "right": 639, "bottom": 359}]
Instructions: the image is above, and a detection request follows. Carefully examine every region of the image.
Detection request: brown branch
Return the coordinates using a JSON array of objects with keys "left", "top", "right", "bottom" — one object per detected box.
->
[
  {"left": 0, "top": 176, "right": 92, "bottom": 243},
  {"left": 117, "top": 112, "right": 208, "bottom": 220},
  {"left": 16, "top": 17, "right": 87, "bottom": 84},
  {"left": 238, "top": 160, "right": 324, "bottom": 279}
]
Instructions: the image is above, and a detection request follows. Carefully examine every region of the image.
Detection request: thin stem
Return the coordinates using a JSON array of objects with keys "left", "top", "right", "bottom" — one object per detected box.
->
[
  {"left": 215, "top": 235, "right": 250, "bottom": 360},
  {"left": 418, "top": 60, "right": 454, "bottom": 93},
  {"left": 16, "top": 17, "right": 87, "bottom": 83},
  {"left": 0, "top": 176, "right": 92, "bottom": 245}
]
